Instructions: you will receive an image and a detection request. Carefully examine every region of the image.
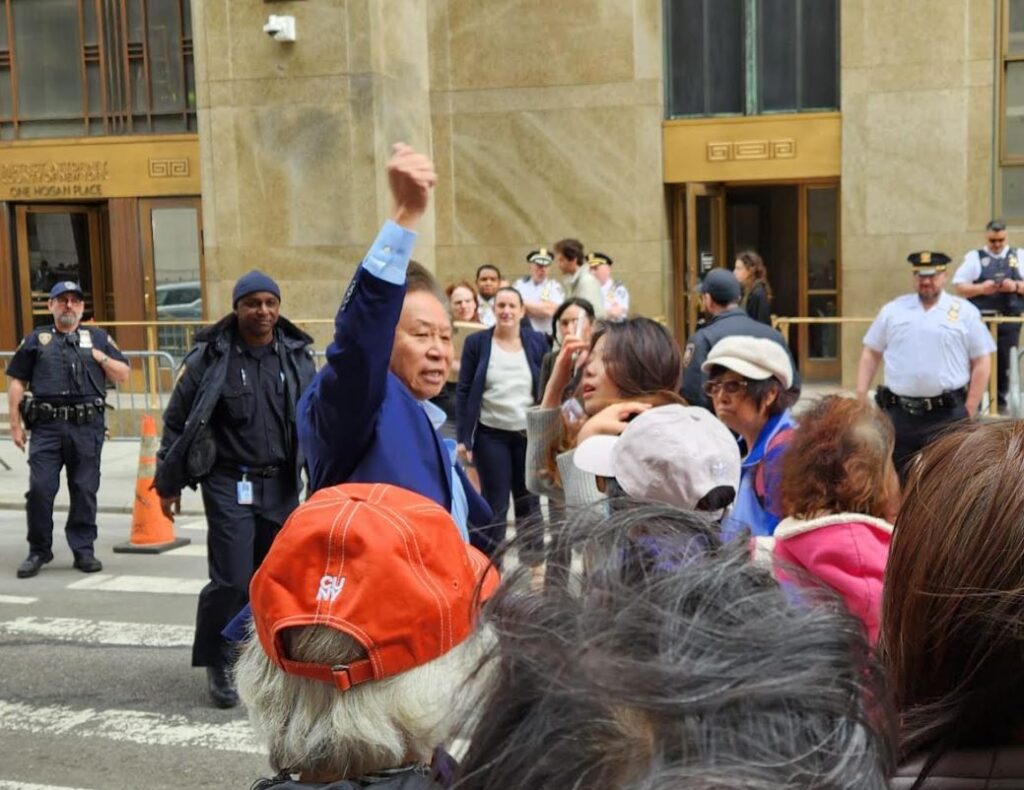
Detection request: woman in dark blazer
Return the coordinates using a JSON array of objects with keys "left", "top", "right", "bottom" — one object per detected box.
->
[{"left": 457, "top": 286, "right": 549, "bottom": 558}]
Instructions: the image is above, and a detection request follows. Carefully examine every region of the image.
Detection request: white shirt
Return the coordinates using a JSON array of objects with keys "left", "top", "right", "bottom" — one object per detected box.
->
[
  {"left": 479, "top": 340, "right": 534, "bottom": 431},
  {"left": 952, "top": 245, "right": 1016, "bottom": 284},
  {"left": 477, "top": 296, "right": 496, "bottom": 328},
  {"left": 515, "top": 274, "right": 564, "bottom": 334},
  {"left": 601, "top": 278, "right": 630, "bottom": 319},
  {"left": 863, "top": 290, "right": 995, "bottom": 396}
]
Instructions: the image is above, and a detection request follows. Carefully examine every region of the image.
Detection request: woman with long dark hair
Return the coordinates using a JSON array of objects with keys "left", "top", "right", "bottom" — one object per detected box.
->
[
  {"left": 885, "top": 421, "right": 1024, "bottom": 788},
  {"left": 526, "top": 317, "right": 683, "bottom": 509},
  {"left": 734, "top": 250, "right": 772, "bottom": 325}
]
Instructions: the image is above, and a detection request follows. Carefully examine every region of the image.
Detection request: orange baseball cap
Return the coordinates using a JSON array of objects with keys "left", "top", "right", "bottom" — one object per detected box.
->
[{"left": 249, "top": 483, "right": 499, "bottom": 692}]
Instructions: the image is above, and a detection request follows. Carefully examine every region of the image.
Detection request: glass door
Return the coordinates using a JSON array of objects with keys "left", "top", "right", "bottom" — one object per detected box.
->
[
  {"left": 673, "top": 183, "right": 726, "bottom": 344},
  {"left": 799, "top": 184, "right": 841, "bottom": 380},
  {"left": 14, "top": 204, "right": 105, "bottom": 336},
  {"left": 139, "top": 197, "right": 204, "bottom": 359}
]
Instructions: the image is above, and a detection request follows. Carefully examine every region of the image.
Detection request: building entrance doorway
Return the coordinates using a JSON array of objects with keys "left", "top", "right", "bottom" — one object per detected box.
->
[{"left": 672, "top": 181, "right": 840, "bottom": 381}]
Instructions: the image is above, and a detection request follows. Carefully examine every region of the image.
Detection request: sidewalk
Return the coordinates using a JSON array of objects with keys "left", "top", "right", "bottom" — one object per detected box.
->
[{"left": 0, "top": 438, "right": 205, "bottom": 516}]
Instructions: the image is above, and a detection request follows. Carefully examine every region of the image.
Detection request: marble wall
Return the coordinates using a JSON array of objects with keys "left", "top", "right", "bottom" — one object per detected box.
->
[
  {"left": 840, "top": 0, "right": 998, "bottom": 385},
  {"left": 193, "top": 0, "right": 670, "bottom": 336}
]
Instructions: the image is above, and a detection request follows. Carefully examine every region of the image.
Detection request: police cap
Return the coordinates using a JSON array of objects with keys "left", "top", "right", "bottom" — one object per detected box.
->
[
  {"left": 526, "top": 248, "right": 553, "bottom": 266},
  {"left": 49, "top": 281, "right": 84, "bottom": 300},
  {"left": 907, "top": 251, "right": 951, "bottom": 276},
  {"left": 587, "top": 252, "right": 613, "bottom": 268}
]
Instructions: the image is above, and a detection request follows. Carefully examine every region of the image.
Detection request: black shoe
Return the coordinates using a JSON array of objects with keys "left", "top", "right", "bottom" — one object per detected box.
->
[
  {"left": 206, "top": 666, "right": 239, "bottom": 709},
  {"left": 73, "top": 555, "right": 103, "bottom": 573},
  {"left": 16, "top": 553, "right": 51, "bottom": 579}
]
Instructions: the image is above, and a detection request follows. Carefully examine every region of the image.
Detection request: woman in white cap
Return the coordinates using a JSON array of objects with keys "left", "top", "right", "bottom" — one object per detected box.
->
[{"left": 701, "top": 335, "right": 798, "bottom": 540}]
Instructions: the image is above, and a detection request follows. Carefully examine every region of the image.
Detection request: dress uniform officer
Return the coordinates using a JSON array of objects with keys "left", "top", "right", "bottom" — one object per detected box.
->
[
  {"left": 587, "top": 251, "right": 630, "bottom": 321},
  {"left": 857, "top": 252, "right": 994, "bottom": 480},
  {"left": 516, "top": 248, "right": 565, "bottom": 335},
  {"left": 5, "top": 281, "right": 130, "bottom": 578},
  {"left": 952, "top": 220, "right": 1024, "bottom": 411},
  {"left": 154, "top": 271, "right": 316, "bottom": 708}
]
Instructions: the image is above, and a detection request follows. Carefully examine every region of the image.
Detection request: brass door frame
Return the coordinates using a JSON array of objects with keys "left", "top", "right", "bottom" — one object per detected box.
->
[
  {"left": 797, "top": 181, "right": 841, "bottom": 381},
  {"left": 681, "top": 183, "right": 726, "bottom": 340},
  {"left": 138, "top": 196, "right": 206, "bottom": 323},
  {"left": 14, "top": 203, "right": 106, "bottom": 336}
]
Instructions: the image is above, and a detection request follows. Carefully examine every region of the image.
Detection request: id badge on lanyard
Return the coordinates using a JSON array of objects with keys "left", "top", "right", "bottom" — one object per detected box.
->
[{"left": 237, "top": 469, "right": 253, "bottom": 505}]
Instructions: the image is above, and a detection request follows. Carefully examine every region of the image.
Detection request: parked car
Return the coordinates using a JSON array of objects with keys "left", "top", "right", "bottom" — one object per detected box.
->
[{"left": 156, "top": 281, "right": 203, "bottom": 320}]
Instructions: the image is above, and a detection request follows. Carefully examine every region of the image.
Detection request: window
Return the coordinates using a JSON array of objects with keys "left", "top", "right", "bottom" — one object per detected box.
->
[
  {"left": 664, "top": 0, "right": 840, "bottom": 119},
  {"left": 0, "top": 0, "right": 195, "bottom": 139},
  {"left": 1001, "top": 1, "right": 1024, "bottom": 219}
]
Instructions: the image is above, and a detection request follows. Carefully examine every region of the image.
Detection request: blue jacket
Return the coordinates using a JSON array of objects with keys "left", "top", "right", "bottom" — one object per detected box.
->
[
  {"left": 456, "top": 327, "right": 548, "bottom": 449},
  {"left": 296, "top": 264, "right": 492, "bottom": 528}
]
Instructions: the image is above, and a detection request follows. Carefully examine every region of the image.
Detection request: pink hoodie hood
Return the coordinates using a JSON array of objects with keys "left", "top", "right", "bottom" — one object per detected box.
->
[{"left": 756, "top": 513, "right": 893, "bottom": 645}]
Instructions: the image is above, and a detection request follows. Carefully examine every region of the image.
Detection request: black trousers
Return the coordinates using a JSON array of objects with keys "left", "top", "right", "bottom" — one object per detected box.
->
[
  {"left": 25, "top": 417, "right": 104, "bottom": 560},
  {"left": 886, "top": 404, "right": 967, "bottom": 483},
  {"left": 471, "top": 424, "right": 541, "bottom": 561},
  {"left": 192, "top": 469, "right": 298, "bottom": 668},
  {"left": 996, "top": 322, "right": 1021, "bottom": 407}
]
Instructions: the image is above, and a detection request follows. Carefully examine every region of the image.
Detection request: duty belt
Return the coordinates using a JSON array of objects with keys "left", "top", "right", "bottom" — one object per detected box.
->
[
  {"left": 32, "top": 400, "right": 105, "bottom": 424},
  {"left": 877, "top": 387, "right": 966, "bottom": 415},
  {"left": 213, "top": 463, "right": 281, "bottom": 479}
]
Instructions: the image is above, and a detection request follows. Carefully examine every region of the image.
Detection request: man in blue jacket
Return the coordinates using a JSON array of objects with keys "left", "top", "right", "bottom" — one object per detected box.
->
[{"left": 297, "top": 143, "right": 491, "bottom": 537}]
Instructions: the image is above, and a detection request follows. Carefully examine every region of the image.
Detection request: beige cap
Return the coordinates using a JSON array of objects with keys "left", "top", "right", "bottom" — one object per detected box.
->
[
  {"left": 573, "top": 405, "right": 741, "bottom": 510},
  {"left": 701, "top": 336, "right": 793, "bottom": 389}
]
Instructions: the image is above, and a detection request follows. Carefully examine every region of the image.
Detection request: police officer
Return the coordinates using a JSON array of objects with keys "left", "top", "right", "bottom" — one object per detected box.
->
[
  {"left": 680, "top": 268, "right": 798, "bottom": 410},
  {"left": 587, "top": 251, "right": 630, "bottom": 321},
  {"left": 5, "top": 281, "right": 130, "bottom": 578},
  {"left": 153, "top": 271, "right": 315, "bottom": 708},
  {"left": 516, "top": 248, "right": 565, "bottom": 335},
  {"left": 858, "top": 252, "right": 994, "bottom": 480},
  {"left": 952, "top": 220, "right": 1023, "bottom": 411}
]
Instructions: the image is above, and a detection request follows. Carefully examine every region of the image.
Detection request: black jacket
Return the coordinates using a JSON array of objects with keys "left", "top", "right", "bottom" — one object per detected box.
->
[
  {"left": 743, "top": 282, "right": 772, "bottom": 325},
  {"left": 154, "top": 314, "right": 315, "bottom": 497},
  {"left": 680, "top": 308, "right": 800, "bottom": 410}
]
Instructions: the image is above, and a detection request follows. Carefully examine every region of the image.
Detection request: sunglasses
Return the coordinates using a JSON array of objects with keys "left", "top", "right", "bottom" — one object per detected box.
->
[{"left": 703, "top": 379, "right": 748, "bottom": 398}]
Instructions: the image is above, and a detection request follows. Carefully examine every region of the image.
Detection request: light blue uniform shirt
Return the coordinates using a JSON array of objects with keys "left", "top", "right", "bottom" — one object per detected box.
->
[{"left": 360, "top": 220, "right": 470, "bottom": 540}]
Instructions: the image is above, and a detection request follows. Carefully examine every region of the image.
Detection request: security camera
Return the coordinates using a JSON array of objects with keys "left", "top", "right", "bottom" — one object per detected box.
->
[{"left": 263, "top": 15, "right": 296, "bottom": 42}]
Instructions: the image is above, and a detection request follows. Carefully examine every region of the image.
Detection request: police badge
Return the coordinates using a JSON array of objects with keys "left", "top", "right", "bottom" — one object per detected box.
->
[
  {"left": 1010, "top": 253, "right": 1019, "bottom": 269},
  {"left": 38, "top": 332, "right": 52, "bottom": 346}
]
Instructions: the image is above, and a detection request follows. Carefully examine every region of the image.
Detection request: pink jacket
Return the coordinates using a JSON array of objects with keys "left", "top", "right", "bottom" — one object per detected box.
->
[{"left": 753, "top": 513, "right": 893, "bottom": 645}]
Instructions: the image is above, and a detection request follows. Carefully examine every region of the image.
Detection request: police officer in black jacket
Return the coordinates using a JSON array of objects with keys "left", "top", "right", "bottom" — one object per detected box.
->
[
  {"left": 680, "top": 268, "right": 799, "bottom": 411},
  {"left": 154, "top": 271, "right": 315, "bottom": 709},
  {"left": 6, "top": 281, "right": 130, "bottom": 579}
]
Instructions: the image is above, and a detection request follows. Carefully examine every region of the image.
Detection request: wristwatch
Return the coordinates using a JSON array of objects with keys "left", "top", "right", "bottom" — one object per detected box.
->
[{"left": 98, "top": 354, "right": 109, "bottom": 365}]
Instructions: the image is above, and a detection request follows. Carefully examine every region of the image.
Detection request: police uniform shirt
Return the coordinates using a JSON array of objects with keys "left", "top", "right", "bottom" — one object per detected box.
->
[
  {"left": 515, "top": 275, "right": 565, "bottom": 334},
  {"left": 601, "top": 279, "right": 630, "bottom": 317},
  {"left": 863, "top": 290, "right": 995, "bottom": 397},
  {"left": 5, "top": 326, "right": 127, "bottom": 403},
  {"left": 212, "top": 341, "right": 290, "bottom": 469},
  {"left": 952, "top": 246, "right": 1019, "bottom": 286}
]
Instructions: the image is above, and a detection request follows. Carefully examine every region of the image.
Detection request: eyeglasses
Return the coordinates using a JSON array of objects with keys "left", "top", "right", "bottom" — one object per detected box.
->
[{"left": 702, "top": 379, "right": 748, "bottom": 398}]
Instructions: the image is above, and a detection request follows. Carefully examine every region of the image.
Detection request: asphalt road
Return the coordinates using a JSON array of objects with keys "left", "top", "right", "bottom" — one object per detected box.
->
[{"left": 0, "top": 510, "right": 269, "bottom": 789}]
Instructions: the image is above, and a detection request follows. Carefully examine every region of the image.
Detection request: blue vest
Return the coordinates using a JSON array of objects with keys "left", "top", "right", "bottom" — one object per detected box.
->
[
  {"left": 971, "top": 248, "right": 1023, "bottom": 315},
  {"left": 29, "top": 327, "right": 106, "bottom": 403}
]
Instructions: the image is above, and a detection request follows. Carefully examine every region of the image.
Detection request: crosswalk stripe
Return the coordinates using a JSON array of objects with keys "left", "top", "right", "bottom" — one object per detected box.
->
[
  {"left": 164, "top": 544, "right": 208, "bottom": 557},
  {"left": 0, "top": 616, "right": 192, "bottom": 648},
  {"left": 0, "top": 781, "right": 91, "bottom": 790},
  {"left": 0, "top": 699, "right": 262, "bottom": 754},
  {"left": 176, "top": 519, "right": 207, "bottom": 532},
  {"left": 66, "top": 574, "right": 205, "bottom": 595},
  {"left": 0, "top": 595, "right": 37, "bottom": 605}
]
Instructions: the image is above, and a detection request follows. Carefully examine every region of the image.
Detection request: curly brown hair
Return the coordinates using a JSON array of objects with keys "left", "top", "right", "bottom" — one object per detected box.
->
[{"left": 779, "top": 396, "right": 898, "bottom": 520}]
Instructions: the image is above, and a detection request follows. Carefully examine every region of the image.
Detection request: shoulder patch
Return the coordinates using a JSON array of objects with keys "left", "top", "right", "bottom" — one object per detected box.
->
[
  {"left": 107, "top": 336, "right": 120, "bottom": 351},
  {"left": 682, "top": 342, "right": 695, "bottom": 368},
  {"left": 173, "top": 363, "right": 188, "bottom": 388}
]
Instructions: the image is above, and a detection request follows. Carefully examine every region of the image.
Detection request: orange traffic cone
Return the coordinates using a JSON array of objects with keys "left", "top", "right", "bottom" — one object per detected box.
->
[{"left": 114, "top": 415, "right": 191, "bottom": 554}]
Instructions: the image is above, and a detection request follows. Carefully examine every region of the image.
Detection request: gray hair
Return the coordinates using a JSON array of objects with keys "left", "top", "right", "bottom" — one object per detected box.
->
[
  {"left": 457, "top": 502, "right": 894, "bottom": 789},
  {"left": 236, "top": 623, "right": 491, "bottom": 778}
]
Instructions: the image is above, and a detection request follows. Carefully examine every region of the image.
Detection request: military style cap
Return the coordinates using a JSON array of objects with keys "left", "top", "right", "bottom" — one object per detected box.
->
[
  {"left": 587, "top": 252, "right": 613, "bottom": 268},
  {"left": 49, "top": 281, "right": 84, "bottom": 299},
  {"left": 907, "top": 251, "right": 951, "bottom": 276},
  {"left": 527, "top": 248, "right": 553, "bottom": 266}
]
